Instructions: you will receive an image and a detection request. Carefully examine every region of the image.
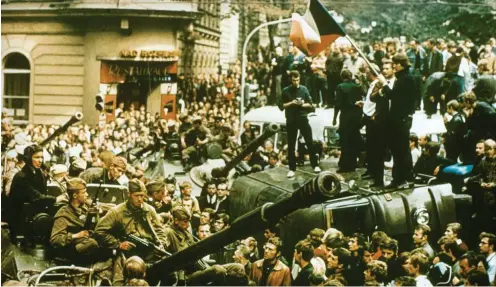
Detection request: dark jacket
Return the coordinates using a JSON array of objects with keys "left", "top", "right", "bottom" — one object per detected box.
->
[
  {"left": 215, "top": 197, "right": 230, "bottom": 214},
  {"left": 293, "top": 264, "right": 314, "bottom": 286},
  {"left": 370, "top": 81, "right": 390, "bottom": 122},
  {"left": 445, "top": 112, "right": 467, "bottom": 161},
  {"left": 278, "top": 85, "right": 313, "bottom": 122},
  {"left": 473, "top": 75, "right": 496, "bottom": 105},
  {"left": 197, "top": 194, "right": 217, "bottom": 211},
  {"left": 9, "top": 164, "right": 54, "bottom": 233},
  {"left": 334, "top": 80, "right": 364, "bottom": 129},
  {"left": 383, "top": 68, "right": 416, "bottom": 119},
  {"left": 425, "top": 49, "right": 444, "bottom": 77},
  {"left": 414, "top": 155, "right": 455, "bottom": 176},
  {"left": 467, "top": 101, "right": 496, "bottom": 141}
]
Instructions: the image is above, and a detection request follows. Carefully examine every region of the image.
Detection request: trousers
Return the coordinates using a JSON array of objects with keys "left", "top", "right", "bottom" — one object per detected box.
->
[
  {"left": 287, "top": 118, "right": 318, "bottom": 171},
  {"left": 388, "top": 116, "right": 414, "bottom": 183}
]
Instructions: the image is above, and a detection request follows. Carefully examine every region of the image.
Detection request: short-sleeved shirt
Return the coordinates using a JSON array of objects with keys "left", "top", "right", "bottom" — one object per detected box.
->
[{"left": 278, "top": 85, "right": 313, "bottom": 122}]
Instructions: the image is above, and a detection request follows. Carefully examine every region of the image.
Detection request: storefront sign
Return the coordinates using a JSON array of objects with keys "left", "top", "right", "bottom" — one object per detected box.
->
[
  {"left": 100, "top": 61, "right": 177, "bottom": 83},
  {"left": 119, "top": 49, "right": 179, "bottom": 59}
]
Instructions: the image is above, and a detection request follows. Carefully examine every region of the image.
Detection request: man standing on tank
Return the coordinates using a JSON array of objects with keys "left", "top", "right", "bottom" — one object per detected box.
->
[
  {"left": 378, "top": 54, "right": 416, "bottom": 188},
  {"left": 278, "top": 70, "right": 321, "bottom": 178}
]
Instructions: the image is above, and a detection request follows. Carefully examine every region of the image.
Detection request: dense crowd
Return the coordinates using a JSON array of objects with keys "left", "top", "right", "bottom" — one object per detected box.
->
[{"left": 1, "top": 35, "right": 496, "bottom": 286}]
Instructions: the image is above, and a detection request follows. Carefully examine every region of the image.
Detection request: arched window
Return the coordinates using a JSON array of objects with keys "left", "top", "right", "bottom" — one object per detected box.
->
[{"left": 2, "top": 52, "right": 31, "bottom": 123}]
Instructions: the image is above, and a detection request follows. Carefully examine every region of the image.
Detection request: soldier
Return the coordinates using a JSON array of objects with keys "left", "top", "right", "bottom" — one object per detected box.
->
[
  {"left": 50, "top": 178, "right": 98, "bottom": 261},
  {"left": 94, "top": 179, "right": 168, "bottom": 286},
  {"left": 163, "top": 205, "right": 198, "bottom": 284},
  {"left": 146, "top": 180, "right": 172, "bottom": 224},
  {"left": 79, "top": 156, "right": 127, "bottom": 185},
  {"left": 164, "top": 205, "right": 195, "bottom": 253}
]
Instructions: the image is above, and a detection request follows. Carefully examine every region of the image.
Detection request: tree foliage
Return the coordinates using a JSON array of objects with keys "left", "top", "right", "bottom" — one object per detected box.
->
[{"left": 324, "top": 0, "right": 496, "bottom": 44}]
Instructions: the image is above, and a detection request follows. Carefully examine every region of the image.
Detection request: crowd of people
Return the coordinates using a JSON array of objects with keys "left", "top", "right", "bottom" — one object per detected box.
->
[{"left": 1, "top": 34, "right": 496, "bottom": 286}]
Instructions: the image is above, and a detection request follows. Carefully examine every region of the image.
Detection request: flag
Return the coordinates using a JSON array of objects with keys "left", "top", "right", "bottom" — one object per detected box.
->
[{"left": 289, "top": 0, "right": 346, "bottom": 56}]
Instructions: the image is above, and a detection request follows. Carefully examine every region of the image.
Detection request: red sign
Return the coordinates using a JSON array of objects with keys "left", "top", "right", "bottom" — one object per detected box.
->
[{"left": 100, "top": 61, "right": 178, "bottom": 83}]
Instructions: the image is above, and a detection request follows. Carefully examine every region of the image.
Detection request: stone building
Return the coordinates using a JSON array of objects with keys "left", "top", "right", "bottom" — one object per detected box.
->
[
  {"left": 180, "top": 0, "right": 221, "bottom": 76},
  {"left": 1, "top": 0, "right": 203, "bottom": 125}
]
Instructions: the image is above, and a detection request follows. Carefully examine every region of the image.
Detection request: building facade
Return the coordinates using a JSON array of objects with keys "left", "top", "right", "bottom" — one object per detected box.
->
[{"left": 1, "top": 0, "right": 201, "bottom": 125}]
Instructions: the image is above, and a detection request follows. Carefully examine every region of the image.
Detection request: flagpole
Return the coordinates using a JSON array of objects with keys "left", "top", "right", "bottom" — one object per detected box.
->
[
  {"left": 240, "top": 17, "right": 293, "bottom": 142},
  {"left": 345, "top": 35, "right": 381, "bottom": 77}
]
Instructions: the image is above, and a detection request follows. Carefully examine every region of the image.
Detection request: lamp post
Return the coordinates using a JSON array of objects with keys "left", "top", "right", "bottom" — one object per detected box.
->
[{"left": 239, "top": 17, "right": 292, "bottom": 140}]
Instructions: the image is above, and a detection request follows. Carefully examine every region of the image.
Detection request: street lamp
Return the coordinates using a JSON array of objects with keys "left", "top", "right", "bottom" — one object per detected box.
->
[{"left": 239, "top": 17, "right": 292, "bottom": 139}]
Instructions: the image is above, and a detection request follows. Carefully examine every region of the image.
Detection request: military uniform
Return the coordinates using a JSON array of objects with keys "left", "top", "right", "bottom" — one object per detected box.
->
[
  {"left": 94, "top": 179, "right": 169, "bottom": 285},
  {"left": 94, "top": 201, "right": 168, "bottom": 251},
  {"left": 164, "top": 224, "right": 195, "bottom": 254},
  {"left": 50, "top": 203, "right": 98, "bottom": 258}
]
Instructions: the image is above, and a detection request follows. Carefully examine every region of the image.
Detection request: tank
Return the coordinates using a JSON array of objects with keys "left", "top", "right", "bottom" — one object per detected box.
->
[
  {"left": 150, "top": 171, "right": 341, "bottom": 273},
  {"left": 227, "top": 157, "right": 477, "bottom": 257}
]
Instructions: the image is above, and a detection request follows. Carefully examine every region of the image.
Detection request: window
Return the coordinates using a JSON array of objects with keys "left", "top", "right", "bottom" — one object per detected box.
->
[{"left": 2, "top": 52, "right": 31, "bottom": 124}]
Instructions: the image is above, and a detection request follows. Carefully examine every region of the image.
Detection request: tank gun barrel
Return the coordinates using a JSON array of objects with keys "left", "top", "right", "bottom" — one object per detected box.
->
[
  {"left": 39, "top": 112, "right": 83, "bottom": 147},
  {"left": 131, "top": 143, "right": 155, "bottom": 159},
  {"left": 151, "top": 171, "right": 341, "bottom": 273},
  {"left": 211, "top": 124, "right": 280, "bottom": 178}
]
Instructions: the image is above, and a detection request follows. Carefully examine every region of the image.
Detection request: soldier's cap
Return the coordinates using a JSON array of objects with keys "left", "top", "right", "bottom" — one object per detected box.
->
[
  {"left": 222, "top": 123, "right": 231, "bottom": 130},
  {"left": 50, "top": 164, "right": 68, "bottom": 175},
  {"left": 111, "top": 156, "right": 127, "bottom": 170},
  {"left": 128, "top": 178, "right": 146, "bottom": 193},
  {"left": 71, "top": 157, "right": 87, "bottom": 170},
  {"left": 171, "top": 205, "right": 191, "bottom": 220},
  {"left": 214, "top": 116, "right": 223, "bottom": 122},
  {"left": 146, "top": 180, "right": 165, "bottom": 194},
  {"left": 167, "top": 120, "right": 176, "bottom": 127},
  {"left": 67, "top": 178, "right": 87, "bottom": 192}
]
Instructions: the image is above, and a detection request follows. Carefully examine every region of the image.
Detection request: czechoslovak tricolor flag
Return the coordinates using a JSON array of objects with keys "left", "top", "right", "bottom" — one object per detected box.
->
[{"left": 289, "top": 0, "right": 346, "bottom": 56}]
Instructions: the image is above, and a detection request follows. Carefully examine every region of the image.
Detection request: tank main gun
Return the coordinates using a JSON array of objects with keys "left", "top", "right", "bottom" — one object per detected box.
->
[
  {"left": 211, "top": 123, "right": 280, "bottom": 178},
  {"left": 150, "top": 171, "right": 341, "bottom": 273},
  {"left": 39, "top": 112, "right": 83, "bottom": 147}
]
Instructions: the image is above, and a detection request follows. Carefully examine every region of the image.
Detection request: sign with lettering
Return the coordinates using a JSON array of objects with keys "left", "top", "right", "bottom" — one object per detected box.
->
[
  {"left": 100, "top": 61, "right": 178, "bottom": 83},
  {"left": 119, "top": 49, "right": 179, "bottom": 59}
]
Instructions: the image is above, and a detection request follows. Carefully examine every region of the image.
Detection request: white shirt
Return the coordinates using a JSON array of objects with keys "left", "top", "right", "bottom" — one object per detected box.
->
[
  {"left": 308, "top": 113, "right": 325, "bottom": 142},
  {"left": 487, "top": 252, "right": 496, "bottom": 284},
  {"left": 415, "top": 275, "right": 433, "bottom": 287},
  {"left": 363, "top": 79, "right": 379, "bottom": 117},
  {"left": 411, "top": 147, "right": 421, "bottom": 166}
]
